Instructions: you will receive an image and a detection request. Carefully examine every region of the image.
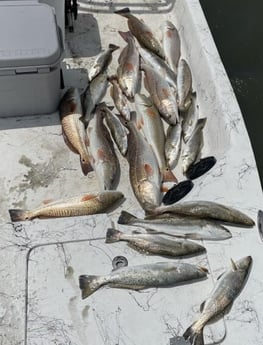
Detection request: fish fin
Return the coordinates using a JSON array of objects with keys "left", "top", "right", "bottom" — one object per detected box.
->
[
  {"left": 162, "top": 168, "right": 178, "bottom": 183},
  {"left": 81, "top": 194, "right": 97, "bottom": 202},
  {"left": 118, "top": 31, "right": 134, "bottom": 43},
  {"left": 200, "top": 300, "right": 206, "bottom": 312},
  {"left": 42, "top": 199, "right": 55, "bottom": 205},
  {"left": 161, "top": 185, "right": 169, "bottom": 193},
  {"left": 216, "top": 272, "right": 224, "bottom": 280},
  {"left": 79, "top": 275, "right": 102, "bottom": 299},
  {"left": 230, "top": 258, "right": 238, "bottom": 271},
  {"left": 108, "top": 75, "right": 117, "bottom": 83},
  {"left": 9, "top": 209, "right": 30, "bottom": 222},
  {"left": 114, "top": 7, "right": 131, "bottom": 17},
  {"left": 105, "top": 228, "right": 122, "bottom": 243},
  {"left": 132, "top": 230, "right": 143, "bottom": 234},
  {"left": 144, "top": 163, "right": 154, "bottom": 177},
  {"left": 183, "top": 322, "right": 204, "bottom": 345},
  {"left": 118, "top": 210, "right": 138, "bottom": 224},
  {"left": 145, "top": 228, "right": 161, "bottom": 235},
  {"left": 109, "top": 44, "right": 120, "bottom": 51}
]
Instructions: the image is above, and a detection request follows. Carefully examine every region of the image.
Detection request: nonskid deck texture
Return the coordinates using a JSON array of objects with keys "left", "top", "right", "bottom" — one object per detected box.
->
[{"left": 0, "top": 1, "right": 262, "bottom": 345}]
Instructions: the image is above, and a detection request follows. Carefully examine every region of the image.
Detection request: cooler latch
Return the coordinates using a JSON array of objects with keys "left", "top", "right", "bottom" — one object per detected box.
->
[{"left": 15, "top": 67, "right": 51, "bottom": 74}]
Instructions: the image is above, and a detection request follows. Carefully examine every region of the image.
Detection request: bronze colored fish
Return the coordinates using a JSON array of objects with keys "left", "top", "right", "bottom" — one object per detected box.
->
[
  {"left": 9, "top": 191, "right": 124, "bottom": 221},
  {"left": 135, "top": 93, "right": 177, "bottom": 183},
  {"left": 86, "top": 105, "right": 120, "bottom": 190},
  {"left": 59, "top": 87, "right": 92, "bottom": 175},
  {"left": 124, "top": 120, "right": 162, "bottom": 212},
  {"left": 115, "top": 8, "right": 164, "bottom": 58},
  {"left": 106, "top": 228, "right": 206, "bottom": 257},
  {"left": 141, "top": 63, "right": 179, "bottom": 125}
]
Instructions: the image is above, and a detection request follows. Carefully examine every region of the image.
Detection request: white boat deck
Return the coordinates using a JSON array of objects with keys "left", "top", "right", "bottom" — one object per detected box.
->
[{"left": 0, "top": 1, "right": 263, "bottom": 344}]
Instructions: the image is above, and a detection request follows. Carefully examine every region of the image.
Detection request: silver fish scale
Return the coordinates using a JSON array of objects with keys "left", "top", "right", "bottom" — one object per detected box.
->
[{"left": 104, "top": 262, "right": 206, "bottom": 289}]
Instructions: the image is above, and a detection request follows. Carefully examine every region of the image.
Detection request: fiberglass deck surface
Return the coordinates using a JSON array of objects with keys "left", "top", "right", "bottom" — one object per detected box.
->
[{"left": 0, "top": 1, "right": 263, "bottom": 344}]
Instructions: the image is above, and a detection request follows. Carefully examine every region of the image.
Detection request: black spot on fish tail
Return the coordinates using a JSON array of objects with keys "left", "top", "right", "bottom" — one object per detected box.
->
[{"left": 9, "top": 209, "right": 29, "bottom": 222}]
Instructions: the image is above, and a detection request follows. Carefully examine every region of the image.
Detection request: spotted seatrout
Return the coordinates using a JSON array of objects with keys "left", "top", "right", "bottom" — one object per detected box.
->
[
  {"left": 106, "top": 228, "right": 206, "bottom": 257},
  {"left": 9, "top": 191, "right": 124, "bottom": 221},
  {"left": 183, "top": 256, "right": 252, "bottom": 345},
  {"left": 118, "top": 210, "right": 232, "bottom": 241},
  {"left": 88, "top": 44, "right": 119, "bottom": 81},
  {"left": 79, "top": 261, "right": 208, "bottom": 299},
  {"left": 151, "top": 200, "right": 255, "bottom": 226}
]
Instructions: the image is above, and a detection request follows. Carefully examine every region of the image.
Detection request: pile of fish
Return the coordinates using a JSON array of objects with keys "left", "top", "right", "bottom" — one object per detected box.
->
[
  {"left": 8, "top": 8, "right": 255, "bottom": 344},
  {"left": 57, "top": 7, "right": 218, "bottom": 213}
]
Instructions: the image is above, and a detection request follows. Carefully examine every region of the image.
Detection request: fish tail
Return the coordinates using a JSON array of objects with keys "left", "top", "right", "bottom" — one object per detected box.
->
[
  {"left": 118, "top": 210, "right": 137, "bottom": 225},
  {"left": 114, "top": 7, "right": 131, "bottom": 18},
  {"left": 183, "top": 322, "right": 204, "bottom": 345},
  {"left": 9, "top": 209, "right": 30, "bottom": 222},
  {"left": 109, "top": 43, "right": 120, "bottom": 51},
  {"left": 79, "top": 275, "right": 103, "bottom": 299},
  {"left": 162, "top": 167, "right": 178, "bottom": 183},
  {"left": 118, "top": 30, "right": 133, "bottom": 42},
  {"left": 105, "top": 228, "right": 123, "bottom": 243}
]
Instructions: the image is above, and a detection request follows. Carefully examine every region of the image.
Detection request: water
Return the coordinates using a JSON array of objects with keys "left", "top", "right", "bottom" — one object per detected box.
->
[{"left": 200, "top": 1, "right": 263, "bottom": 187}]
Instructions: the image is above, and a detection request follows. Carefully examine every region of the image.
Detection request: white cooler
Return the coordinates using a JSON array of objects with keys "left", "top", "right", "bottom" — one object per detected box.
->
[{"left": 0, "top": 0, "right": 64, "bottom": 117}]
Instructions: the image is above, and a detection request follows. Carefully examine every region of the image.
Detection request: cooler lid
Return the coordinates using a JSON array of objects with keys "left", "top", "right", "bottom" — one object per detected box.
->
[{"left": 0, "top": 2, "right": 62, "bottom": 68}]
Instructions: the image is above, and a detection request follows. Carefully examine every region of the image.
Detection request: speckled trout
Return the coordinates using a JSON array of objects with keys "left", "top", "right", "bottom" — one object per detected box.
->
[
  {"left": 183, "top": 256, "right": 252, "bottom": 345},
  {"left": 88, "top": 44, "right": 119, "bottom": 81},
  {"left": 181, "top": 118, "right": 206, "bottom": 174},
  {"left": 9, "top": 191, "right": 124, "bottom": 221},
  {"left": 177, "top": 58, "right": 193, "bottom": 111},
  {"left": 79, "top": 261, "right": 208, "bottom": 299},
  {"left": 118, "top": 210, "right": 232, "bottom": 241},
  {"left": 151, "top": 200, "right": 255, "bottom": 226},
  {"left": 106, "top": 228, "right": 206, "bottom": 257},
  {"left": 59, "top": 87, "right": 92, "bottom": 175}
]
